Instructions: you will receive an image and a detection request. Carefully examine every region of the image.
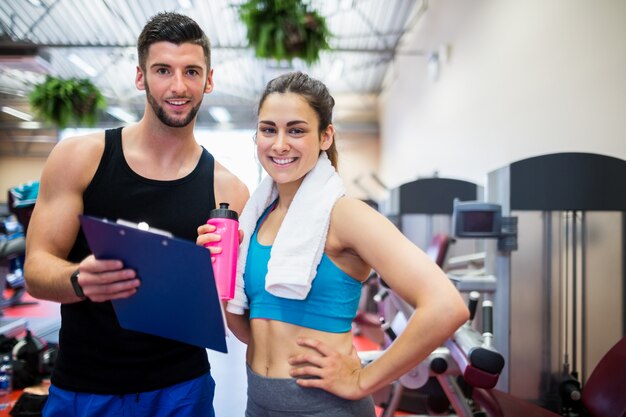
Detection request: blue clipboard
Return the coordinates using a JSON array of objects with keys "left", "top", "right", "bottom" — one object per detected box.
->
[{"left": 79, "top": 215, "right": 227, "bottom": 353}]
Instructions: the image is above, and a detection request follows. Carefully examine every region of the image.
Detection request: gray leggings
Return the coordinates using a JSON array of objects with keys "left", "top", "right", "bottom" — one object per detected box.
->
[{"left": 246, "top": 365, "right": 376, "bottom": 417}]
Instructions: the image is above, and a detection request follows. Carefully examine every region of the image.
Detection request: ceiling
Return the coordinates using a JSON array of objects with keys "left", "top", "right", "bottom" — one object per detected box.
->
[{"left": 0, "top": 0, "right": 426, "bottom": 156}]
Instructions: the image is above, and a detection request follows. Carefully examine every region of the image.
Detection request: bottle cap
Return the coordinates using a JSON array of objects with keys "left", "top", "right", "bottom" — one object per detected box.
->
[{"left": 209, "top": 202, "right": 239, "bottom": 221}]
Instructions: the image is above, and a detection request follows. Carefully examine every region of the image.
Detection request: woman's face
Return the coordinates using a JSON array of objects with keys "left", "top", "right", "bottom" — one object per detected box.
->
[{"left": 256, "top": 92, "right": 333, "bottom": 186}]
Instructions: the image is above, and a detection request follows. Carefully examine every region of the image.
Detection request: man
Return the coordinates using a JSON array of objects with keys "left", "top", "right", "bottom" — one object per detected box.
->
[{"left": 24, "top": 12, "right": 248, "bottom": 417}]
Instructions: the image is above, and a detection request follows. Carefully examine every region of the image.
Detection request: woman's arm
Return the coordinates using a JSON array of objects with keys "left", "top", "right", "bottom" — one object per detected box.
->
[
  {"left": 225, "top": 310, "right": 251, "bottom": 344},
  {"left": 197, "top": 223, "right": 252, "bottom": 344},
  {"left": 290, "top": 197, "right": 469, "bottom": 399}
]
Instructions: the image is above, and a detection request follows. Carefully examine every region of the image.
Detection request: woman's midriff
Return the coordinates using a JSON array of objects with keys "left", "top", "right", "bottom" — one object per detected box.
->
[{"left": 247, "top": 318, "right": 354, "bottom": 378}]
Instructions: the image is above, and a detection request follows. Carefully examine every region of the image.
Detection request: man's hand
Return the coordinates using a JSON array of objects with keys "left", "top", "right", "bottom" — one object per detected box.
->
[{"left": 76, "top": 255, "right": 139, "bottom": 302}]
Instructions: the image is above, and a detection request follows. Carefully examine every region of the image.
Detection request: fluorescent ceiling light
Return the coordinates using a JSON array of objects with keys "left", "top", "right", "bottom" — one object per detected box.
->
[
  {"left": 107, "top": 106, "right": 137, "bottom": 123},
  {"left": 209, "top": 106, "right": 232, "bottom": 124},
  {"left": 178, "top": 0, "right": 193, "bottom": 9},
  {"left": 2, "top": 106, "right": 33, "bottom": 121},
  {"left": 68, "top": 54, "right": 98, "bottom": 77}
]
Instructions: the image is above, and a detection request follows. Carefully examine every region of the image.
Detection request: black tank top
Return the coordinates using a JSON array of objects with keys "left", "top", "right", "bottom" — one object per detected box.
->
[{"left": 52, "top": 127, "right": 216, "bottom": 394}]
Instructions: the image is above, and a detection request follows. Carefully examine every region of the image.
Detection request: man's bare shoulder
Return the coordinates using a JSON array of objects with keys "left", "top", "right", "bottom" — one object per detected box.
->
[
  {"left": 50, "top": 131, "right": 106, "bottom": 159},
  {"left": 42, "top": 131, "right": 107, "bottom": 188},
  {"left": 213, "top": 160, "right": 250, "bottom": 214},
  {"left": 213, "top": 160, "right": 242, "bottom": 183}
]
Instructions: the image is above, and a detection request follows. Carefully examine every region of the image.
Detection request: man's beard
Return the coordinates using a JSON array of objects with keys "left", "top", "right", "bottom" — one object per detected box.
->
[{"left": 145, "top": 83, "right": 203, "bottom": 128}]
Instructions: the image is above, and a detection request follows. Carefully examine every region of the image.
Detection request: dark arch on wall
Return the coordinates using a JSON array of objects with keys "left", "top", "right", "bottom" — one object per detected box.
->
[
  {"left": 508, "top": 152, "right": 626, "bottom": 211},
  {"left": 397, "top": 177, "right": 478, "bottom": 215}
]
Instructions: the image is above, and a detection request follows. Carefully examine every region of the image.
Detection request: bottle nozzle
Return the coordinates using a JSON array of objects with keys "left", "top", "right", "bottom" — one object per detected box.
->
[{"left": 208, "top": 202, "right": 239, "bottom": 221}]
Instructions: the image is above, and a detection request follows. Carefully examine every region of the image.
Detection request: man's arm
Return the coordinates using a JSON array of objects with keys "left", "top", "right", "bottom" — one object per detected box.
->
[
  {"left": 213, "top": 160, "right": 249, "bottom": 217},
  {"left": 24, "top": 133, "right": 139, "bottom": 303}
]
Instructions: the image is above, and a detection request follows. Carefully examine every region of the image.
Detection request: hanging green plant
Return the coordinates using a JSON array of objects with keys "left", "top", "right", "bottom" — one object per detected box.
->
[
  {"left": 28, "top": 75, "right": 106, "bottom": 129},
  {"left": 237, "top": 0, "right": 332, "bottom": 65}
]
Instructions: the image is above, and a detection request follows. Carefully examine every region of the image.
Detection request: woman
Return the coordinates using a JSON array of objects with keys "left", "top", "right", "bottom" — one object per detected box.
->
[{"left": 198, "top": 71, "right": 468, "bottom": 416}]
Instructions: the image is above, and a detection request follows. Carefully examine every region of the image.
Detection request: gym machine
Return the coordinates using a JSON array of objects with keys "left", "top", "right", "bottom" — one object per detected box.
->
[
  {"left": 484, "top": 152, "right": 626, "bottom": 413},
  {"left": 361, "top": 153, "right": 625, "bottom": 416},
  {"left": 380, "top": 176, "right": 481, "bottom": 260}
]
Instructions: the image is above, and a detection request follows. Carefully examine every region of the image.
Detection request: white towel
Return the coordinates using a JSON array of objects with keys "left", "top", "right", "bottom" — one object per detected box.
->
[{"left": 226, "top": 152, "right": 345, "bottom": 315}]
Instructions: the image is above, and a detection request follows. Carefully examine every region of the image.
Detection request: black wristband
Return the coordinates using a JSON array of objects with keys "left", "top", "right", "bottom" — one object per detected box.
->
[{"left": 70, "top": 268, "right": 85, "bottom": 298}]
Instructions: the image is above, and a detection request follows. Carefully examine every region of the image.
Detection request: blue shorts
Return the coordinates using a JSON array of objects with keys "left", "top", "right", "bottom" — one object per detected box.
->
[{"left": 43, "top": 373, "right": 215, "bottom": 417}]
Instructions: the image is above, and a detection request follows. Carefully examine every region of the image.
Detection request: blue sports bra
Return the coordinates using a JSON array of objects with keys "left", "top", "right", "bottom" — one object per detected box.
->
[{"left": 244, "top": 204, "right": 362, "bottom": 333}]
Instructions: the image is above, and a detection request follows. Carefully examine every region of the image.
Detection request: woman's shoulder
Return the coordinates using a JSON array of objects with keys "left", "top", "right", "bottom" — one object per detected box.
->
[
  {"left": 325, "top": 197, "right": 380, "bottom": 277},
  {"left": 329, "top": 197, "right": 379, "bottom": 239},
  {"left": 329, "top": 196, "right": 398, "bottom": 244},
  {"left": 331, "top": 196, "right": 377, "bottom": 220}
]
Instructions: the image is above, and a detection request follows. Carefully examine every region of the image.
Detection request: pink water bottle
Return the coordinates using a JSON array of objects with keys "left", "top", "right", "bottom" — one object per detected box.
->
[{"left": 206, "top": 202, "right": 239, "bottom": 300}]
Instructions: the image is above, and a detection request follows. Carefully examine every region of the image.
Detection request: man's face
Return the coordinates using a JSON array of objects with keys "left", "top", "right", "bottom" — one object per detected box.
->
[{"left": 136, "top": 41, "right": 213, "bottom": 128}]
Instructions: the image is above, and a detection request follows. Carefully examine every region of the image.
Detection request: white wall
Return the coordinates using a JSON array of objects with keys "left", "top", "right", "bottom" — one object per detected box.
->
[
  {"left": 335, "top": 131, "right": 381, "bottom": 200},
  {"left": 380, "top": 0, "right": 626, "bottom": 188},
  {"left": 195, "top": 129, "right": 260, "bottom": 194}
]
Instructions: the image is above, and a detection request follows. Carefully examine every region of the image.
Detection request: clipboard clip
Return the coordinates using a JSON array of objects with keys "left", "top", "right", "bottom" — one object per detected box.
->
[{"left": 115, "top": 219, "right": 173, "bottom": 238}]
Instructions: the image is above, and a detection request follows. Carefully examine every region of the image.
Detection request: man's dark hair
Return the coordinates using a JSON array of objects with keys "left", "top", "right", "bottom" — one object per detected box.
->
[{"left": 137, "top": 12, "right": 211, "bottom": 71}]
